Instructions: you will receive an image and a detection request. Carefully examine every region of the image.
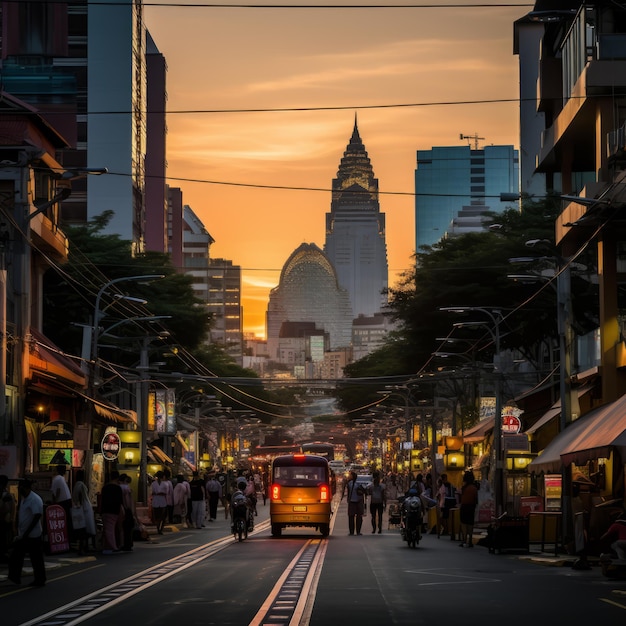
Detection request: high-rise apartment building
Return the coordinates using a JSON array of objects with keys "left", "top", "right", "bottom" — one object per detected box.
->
[
  {"left": 182, "top": 205, "right": 242, "bottom": 362},
  {"left": 0, "top": 0, "right": 167, "bottom": 254},
  {"left": 324, "top": 120, "right": 389, "bottom": 318},
  {"left": 414, "top": 144, "right": 519, "bottom": 250}
]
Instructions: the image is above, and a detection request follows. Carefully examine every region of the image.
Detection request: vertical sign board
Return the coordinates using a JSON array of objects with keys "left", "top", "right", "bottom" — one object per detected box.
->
[
  {"left": 544, "top": 474, "right": 562, "bottom": 511},
  {"left": 46, "top": 504, "right": 70, "bottom": 554}
]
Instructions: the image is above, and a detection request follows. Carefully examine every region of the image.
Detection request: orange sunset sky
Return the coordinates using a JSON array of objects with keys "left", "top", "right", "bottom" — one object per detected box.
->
[{"left": 143, "top": 1, "right": 530, "bottom": 338}]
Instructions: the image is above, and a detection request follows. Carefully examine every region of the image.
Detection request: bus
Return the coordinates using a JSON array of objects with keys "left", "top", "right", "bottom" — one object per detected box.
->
[
  {"left": 269, "top": 454, "right": 332, "bottom": 537},
  {"left": 301, "top": 442, "right": 335, "bottom": 460}
]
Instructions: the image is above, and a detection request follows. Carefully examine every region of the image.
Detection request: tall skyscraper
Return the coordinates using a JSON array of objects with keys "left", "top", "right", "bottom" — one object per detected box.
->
[
  {"left": 324, "top": 119, "right": 389, "bottom": 318},
  {"left": 414, "top": 144, "right": 519, "bottom": 251},
  {"left": 0, "top": 0, "right": 166, "bottom": 254}
]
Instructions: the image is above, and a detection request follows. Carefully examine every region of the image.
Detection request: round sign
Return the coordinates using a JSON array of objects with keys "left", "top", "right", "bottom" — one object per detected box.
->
[
  {"left": 502, "top": 414, "right": 522, "bottom": 434},
  {"left": 101, "top": 432, "right": 121, "bottom": 461}
]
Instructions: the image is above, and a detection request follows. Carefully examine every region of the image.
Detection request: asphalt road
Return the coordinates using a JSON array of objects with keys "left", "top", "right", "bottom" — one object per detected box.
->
[{"left": 2, "top": 497, "right": 626, "bottom": 625}]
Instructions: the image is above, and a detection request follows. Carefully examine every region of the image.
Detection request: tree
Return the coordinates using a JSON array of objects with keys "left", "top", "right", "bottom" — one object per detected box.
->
[
  {"left": 337, "top": 195, "right": 597, "bottom": 414},
  {"left": 43, "top": 211, "right": 210, "bottom": 358}
]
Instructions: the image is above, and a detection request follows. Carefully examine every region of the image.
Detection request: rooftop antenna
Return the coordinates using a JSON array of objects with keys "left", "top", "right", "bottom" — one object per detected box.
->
[{"left": 460, "top": 133, "right": 485, "bottom": 150}]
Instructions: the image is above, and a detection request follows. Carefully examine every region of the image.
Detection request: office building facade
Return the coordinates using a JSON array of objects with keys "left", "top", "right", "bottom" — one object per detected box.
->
[
  {"left": 0, "top": 0, "right": 167, "bottom": 254},
  {"left": 414, "top": 145, "right": 519, "bottom": 250}
]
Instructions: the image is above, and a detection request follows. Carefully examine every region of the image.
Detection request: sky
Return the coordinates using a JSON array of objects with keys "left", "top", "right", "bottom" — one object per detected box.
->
[{"left": 143, "top": 1, "right": 531, "bottom": 338}]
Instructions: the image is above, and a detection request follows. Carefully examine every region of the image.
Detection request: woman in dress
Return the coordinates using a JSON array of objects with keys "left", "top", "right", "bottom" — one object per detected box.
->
[{"left": 72, "top": 469, "right": 96, "bottom": 555}]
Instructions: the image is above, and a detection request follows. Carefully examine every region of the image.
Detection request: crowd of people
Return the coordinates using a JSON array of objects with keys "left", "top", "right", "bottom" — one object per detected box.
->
[{"left": 340, "top": 468, "right": 480, "bottom": 546}]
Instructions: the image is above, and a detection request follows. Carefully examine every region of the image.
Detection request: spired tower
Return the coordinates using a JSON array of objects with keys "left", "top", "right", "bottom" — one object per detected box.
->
[{"left": 324, "top": 118, "right": 389, "bottom": 318}]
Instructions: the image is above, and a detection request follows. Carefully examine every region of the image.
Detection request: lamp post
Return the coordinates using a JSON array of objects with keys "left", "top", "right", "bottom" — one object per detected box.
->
[
  {"left": 89, "top": 274, "right": 165, "bottom": 382},
  {"left": 440, "top": 306, "right": 505, "bottom": 516}
]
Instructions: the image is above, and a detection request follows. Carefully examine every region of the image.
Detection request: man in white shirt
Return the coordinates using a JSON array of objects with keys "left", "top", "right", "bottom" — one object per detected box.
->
[{"left": 8, "top": 479, "right": 46, "bottom": 586}]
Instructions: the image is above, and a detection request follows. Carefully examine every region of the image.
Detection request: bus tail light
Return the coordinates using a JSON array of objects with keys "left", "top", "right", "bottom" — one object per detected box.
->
[
  {"left": 320, "top": 484, "right": 330, "bottom": 502},
  {"left": 271, "top": 483, "right": 281, "bottom": 501}
]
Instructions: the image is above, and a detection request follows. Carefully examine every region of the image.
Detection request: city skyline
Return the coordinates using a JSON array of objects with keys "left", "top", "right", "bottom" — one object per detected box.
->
[{"left": 143, "top": 1, "right": 524, "bottom": 337}]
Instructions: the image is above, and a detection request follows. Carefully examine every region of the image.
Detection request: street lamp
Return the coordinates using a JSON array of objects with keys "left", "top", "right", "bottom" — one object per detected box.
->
[
  {"left": 90, "top": 274, "right": 165, "bottom": 378},
  {"left": 440, "top": 306, "right": 505, "bottom": 516}
]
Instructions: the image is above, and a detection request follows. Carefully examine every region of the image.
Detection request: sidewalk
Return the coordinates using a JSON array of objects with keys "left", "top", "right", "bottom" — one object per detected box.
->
[{"left": 0, "top": 499, "right": 270, "bottom": 583}]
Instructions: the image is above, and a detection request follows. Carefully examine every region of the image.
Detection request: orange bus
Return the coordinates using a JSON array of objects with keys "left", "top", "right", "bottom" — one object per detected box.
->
[{"left": 269, "top": 454, "right": 332, "bottom": 537}]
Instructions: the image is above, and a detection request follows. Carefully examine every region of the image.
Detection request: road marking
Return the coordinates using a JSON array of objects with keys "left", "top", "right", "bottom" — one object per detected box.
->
[
  {"left": 600, "top": 598, "right": 626, "bottom": 610},
  {"left": 17, "top": 524, "right": 270, "bottom": 626}
]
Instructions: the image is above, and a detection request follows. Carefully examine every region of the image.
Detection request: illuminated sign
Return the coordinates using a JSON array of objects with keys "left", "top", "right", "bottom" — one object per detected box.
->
[{"left": 101, "top": 431, "right": 121, "bottom": 461}]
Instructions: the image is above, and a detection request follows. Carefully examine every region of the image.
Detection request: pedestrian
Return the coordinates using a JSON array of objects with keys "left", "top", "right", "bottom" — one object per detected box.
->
[
  {"left": 244, "top": 476, "right": 257, "bottom": 516},
  {"left": 189, "top": 470, "right": 206, "bottom": 529},
  {"left": 119, "top": 474, "right": 137, "bottom": 550},
  {"left": 100, "top": 470, "right": 124, "bottom": 554},
  {"left": 51, "top": 464, "right": 73, "bottom": 535},
  {"left": 437, "top": 473, "right": 456, "bottom": 536},
  {"left": 151, "top": 471, "right": 169, "bottom": 534},
  {"left": 8, "top": 479, "right": 46, "bottom": 586},
  {"left": 205, "top": 472, "right": 222, "bottom": 522},
  {"left": 163, "top": 468, "right": 174, "bottom": 524},
  {"left": 341, "top": 471, "right": 365, "bottom": 535},
  {"left": 0, "top": 474, "right": 16, "bottom": 562},
  {"left": 173, "top": 474, "right": 190, "bottom": 526},
  {"left": 367, "top": 471, "right": 386, "bottom": 534},
  {"left": 71, "top": 469, "right": 96, "bottom": 555},
  {"left": 459, "top": 470, "right": 479, "bottom": 548},
  {"left": 600, "top": 511, "right": 626, "bottom": 559}
]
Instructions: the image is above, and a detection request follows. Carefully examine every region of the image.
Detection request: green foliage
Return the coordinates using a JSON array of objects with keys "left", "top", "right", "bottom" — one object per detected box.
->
[
  {"left": 336, "top": 195, "right": 593, "bottom": 413},
  {"left": 43, "top": 212, "right": 209, "bottom": 359}
]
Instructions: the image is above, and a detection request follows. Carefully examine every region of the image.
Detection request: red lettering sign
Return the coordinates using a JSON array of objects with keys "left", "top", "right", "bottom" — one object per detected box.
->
[
  {"left": 502, "top": 414, "right": 521, "bottom": 434},
  {"left": 46, "top": 504, "right": 70, "bottom": 554}
]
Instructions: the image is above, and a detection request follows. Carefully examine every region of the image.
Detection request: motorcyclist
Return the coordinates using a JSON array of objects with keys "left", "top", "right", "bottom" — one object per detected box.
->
[{"left": 231, "top": 478, "right": 253, "bottom": 532}]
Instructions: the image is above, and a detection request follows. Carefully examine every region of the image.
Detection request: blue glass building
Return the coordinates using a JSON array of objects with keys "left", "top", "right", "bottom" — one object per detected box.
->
[{"left": 414, "top": 145, "right": 519, "bottom": 251}]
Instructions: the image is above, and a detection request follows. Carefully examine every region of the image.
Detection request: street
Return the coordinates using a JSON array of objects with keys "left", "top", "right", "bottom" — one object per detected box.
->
[{"left": 2, "top": 497, "right": 626, "bottom": 625}]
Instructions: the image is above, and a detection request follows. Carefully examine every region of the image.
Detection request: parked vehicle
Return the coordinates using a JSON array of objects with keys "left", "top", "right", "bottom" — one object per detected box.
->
[{"left": 399, "top": 492, "right": 422, "bottom": 548}]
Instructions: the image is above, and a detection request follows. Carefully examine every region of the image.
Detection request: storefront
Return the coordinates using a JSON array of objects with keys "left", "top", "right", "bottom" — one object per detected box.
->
[{"left": 529, "top": 393, "right": 626, "bottom": 543}]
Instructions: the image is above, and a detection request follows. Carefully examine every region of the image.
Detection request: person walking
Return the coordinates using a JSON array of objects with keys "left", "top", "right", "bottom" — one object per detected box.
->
[
  {"left": 151, "top": 471, "right": 169, "bottom": 534},
  {"left": 100, "top": 470, "right": 124, "bottom": 554},
  {"left": 119, "top": 474, "right": 137, "bottom": 550},
  {"left": 8, "top": 479, "right": 46, "bottom": 586},
  {"left": 173, "top": 474, "right": 191, "bottom": 526},
  {"left": 163, "top": 468, "right": 174, "bottom": 524},
  {"left": 341, "top": 471, "right": 365, "bottom": 535},
  {"left": 0, "top": 474, "right": 16, "bottom": 562},
  {"left": 71, "top": 469, "right": 96, "bottom": 555},
  {"left": 437, "top": 473, "right": 456, "bottom": 536},
  {"left": 368, "top": 471, "right": 386, "bottom": 534},
  {"left": 205, "top": 472, "right": 222, "bottom": 522},
  {"left": 459, "top": 470, "right": 479, "bottom": 548},
  {"left": 189, "top": 471, "right": 206, "bottom": 529},
  {"left": 51, "top": 464, "right": 73, "bottom": 535}
]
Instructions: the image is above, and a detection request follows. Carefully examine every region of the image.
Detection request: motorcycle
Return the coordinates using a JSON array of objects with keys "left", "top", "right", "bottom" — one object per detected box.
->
[
  {"left": 399, "top": 493, "right": 422, "bottom": 548},
  {"left": 231, "top": 493, "right": 254, "bottom": 542}
]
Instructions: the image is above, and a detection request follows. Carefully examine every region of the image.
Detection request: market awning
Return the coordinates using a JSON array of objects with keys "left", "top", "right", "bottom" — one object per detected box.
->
[
  {"left": 28, "top": 328, "right": 86, "bottom": 386},
  {"left": 92, "top": 402, "right": 136, "bottom": 425},
  {"left": 529, "top": 393, "right": 626, "bottom": 473},
  {"left": 463, "top": 417, "right": 495, "bottom": 443},
  {"left": 526, "top": 383, "right": 595, "bottom": 435},
  {"left": 149, "top": 445, "right": 173, "bottom": 464}
]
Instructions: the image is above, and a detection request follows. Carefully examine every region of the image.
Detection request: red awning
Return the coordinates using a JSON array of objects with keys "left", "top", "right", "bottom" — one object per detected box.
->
[
  {"left": 28, "top": 328, "right": 85, "bottom": 386},
  {"left": 529, "top": 393, "right": 626, "bottom": 473}
]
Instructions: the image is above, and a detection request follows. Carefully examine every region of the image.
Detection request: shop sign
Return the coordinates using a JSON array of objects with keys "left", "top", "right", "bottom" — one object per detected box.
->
[
  {"left": 502, "top": 414, "right": 522, "bottom": 434},
  {"left": 46, "top": 504, "right": 70, "bottom": 553},
  {"left": 101, "top": 431, "right": 121, "bottom": 461},
  {"left": 545, "top": 474, "right": 562, "bottom": 511}
]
